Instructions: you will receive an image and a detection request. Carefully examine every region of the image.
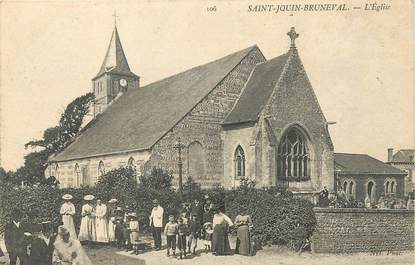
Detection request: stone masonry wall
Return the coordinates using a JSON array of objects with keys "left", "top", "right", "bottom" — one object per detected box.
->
[
  {"left": 261, "top": 49, "right": 334, "bottom": 192},
  {"left": 146, "top": 48, "right": 266, "bottom": 188},
  {"left": 312, "top": 208, "right": 414, "bottom": 253}
]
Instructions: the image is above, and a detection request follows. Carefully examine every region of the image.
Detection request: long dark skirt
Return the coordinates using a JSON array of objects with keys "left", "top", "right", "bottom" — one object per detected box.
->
[
  {"left": 235, "top": 225, "right": 250, "bottom": 255},
  {"left": 211, "top": 223, "right": 231, "bottom": 255}
]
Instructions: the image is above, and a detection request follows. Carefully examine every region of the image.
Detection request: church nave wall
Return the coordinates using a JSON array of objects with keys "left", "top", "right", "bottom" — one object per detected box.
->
[{"left": 145, "top": 48, "right": 266, "bottom": 189}]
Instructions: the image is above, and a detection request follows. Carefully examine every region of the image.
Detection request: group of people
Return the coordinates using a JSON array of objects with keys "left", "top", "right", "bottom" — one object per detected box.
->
[
  {"left": 318, "top": 186, "right": 415, "bottom": 209},
  {"left": 60, "top": 194, "right": 119, "bottom": 243},
  {"left": 1, "top": 193, "right": 254, "bottom": 264},
  {"left": 3, "top": 210, "right": 92, "bottom": 265}
]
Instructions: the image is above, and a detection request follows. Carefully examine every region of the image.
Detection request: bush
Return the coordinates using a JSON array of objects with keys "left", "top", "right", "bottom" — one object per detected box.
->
[{"left": 0, "top": 170, "right": 315, "bottom": 249}]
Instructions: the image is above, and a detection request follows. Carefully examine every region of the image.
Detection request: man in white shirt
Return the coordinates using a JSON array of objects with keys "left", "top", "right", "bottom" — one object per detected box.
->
[{"left": 149, "top": 199, "right": 164, "bottom": 250}]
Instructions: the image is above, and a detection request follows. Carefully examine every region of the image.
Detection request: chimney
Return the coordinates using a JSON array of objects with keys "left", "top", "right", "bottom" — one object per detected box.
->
[{"left": 387, "top": 148, "right": 393, "bottom": 162}]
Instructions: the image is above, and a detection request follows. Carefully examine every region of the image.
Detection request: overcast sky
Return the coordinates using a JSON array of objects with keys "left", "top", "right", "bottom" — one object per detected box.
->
[{"left": 1, "top": 0, "right": 413, "bottom": 170}]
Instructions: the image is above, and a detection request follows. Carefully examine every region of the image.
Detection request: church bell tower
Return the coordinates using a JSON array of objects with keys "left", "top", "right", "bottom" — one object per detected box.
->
[{"left": 92, "top": 24, "right": 139, "bottom": 116}]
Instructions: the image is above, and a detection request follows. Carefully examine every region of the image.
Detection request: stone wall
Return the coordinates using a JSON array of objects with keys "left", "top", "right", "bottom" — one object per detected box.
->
[
  {"left": 146, "top": 48, "right": 266, "bottom": 188},
  {"left": 312, "top": 208, "right": 414, "bottom": 253},
  {"left": 45, "top": 150, "right": 150, "bottom": 188},
  {"left": 261, "top": 50, "right": 334, "bottom": 192},
  {"left": 338, "top": 174, "right": 406, "bottom": 202}
]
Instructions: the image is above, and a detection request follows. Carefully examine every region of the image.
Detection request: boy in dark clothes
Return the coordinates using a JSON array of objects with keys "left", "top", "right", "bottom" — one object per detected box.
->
[
  {"left": 177, "top": 217, "right": 189, "bottom": 259},
  {"left": 187, "top": 214, "right": 201, "bottom": 255},
  {"left": 29, "top": 221, "right": 56, "bottom": 265}
]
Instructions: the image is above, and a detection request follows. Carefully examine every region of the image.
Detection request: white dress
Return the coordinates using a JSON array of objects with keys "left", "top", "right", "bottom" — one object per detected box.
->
[
  {"left": 107, "top": 207, "right": 116, "bottom": 242},
  {"left": 78, "top": 204, "right": 96, "bottom": 241},
  {"left": 95, "top": 204, "right": 109, "bottom": 242},
  {"left": 60, "top": 202, "right": 77, "bottom": 239}
]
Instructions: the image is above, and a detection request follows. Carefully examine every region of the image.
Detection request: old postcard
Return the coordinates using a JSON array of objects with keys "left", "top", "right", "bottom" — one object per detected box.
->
[{"left": 0, "top": 1, "right": 413, "bottom": 265}]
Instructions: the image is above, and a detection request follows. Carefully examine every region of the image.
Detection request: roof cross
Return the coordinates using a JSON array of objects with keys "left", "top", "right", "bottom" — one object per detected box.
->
[
  {"left": 287, "top": 27, "right": 299, "bottom": 49},
  {"left": 112, "top": 10, "right": 119, "bottom": 26}
]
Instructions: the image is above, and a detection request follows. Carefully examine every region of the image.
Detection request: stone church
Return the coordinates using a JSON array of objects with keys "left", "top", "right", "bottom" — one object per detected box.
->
[{"left": 46, "top": 26, "right": 335, "bottom": 196}]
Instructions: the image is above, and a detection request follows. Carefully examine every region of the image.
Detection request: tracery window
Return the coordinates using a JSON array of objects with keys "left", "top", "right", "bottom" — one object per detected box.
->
[
  {"left": 98, "top": 161, "right": 105, "bottom": 177},
  {"left": 277, "top": 128, "right": 310, "bottom": 181},
  {"left": 234, "top": 145, "right": 245, "bottom": 178}
]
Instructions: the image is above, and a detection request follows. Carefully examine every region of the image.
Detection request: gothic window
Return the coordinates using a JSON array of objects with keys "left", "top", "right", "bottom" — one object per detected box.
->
[
  {"left": 342, "top": 179, "right": 356, "bottom": 199},
  {"left": 384, "top": 177, "right": 397, "bottom": 195},
  {"left": 277, "top": 127, "right": 310, "bottom": 181},
  {"left": 234, "top": 145, "right": 245, "bottom": 178},
  {"left": 128, "top": 157, "right": 135, "bottom": 168},
  {"left": 81, "top": 165, "right": 90, "bottom": 186},
  {"left": 74, "top": 163, "right": 81, "bottom": 187},
  {"left": 187, "top": 141, "right": 205, "bottom": 179},
  {"left": 98, "top": 161, "right": 105, "bottom": 177}
]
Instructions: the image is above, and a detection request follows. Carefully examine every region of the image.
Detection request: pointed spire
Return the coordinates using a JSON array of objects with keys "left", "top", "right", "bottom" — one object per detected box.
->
[{"left": 93, "top": 25, "right": 137, "bottom": 80}]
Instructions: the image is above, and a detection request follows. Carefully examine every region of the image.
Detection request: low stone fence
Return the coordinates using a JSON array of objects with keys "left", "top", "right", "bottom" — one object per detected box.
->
[{"left": 311, "top": 207, "right": 414, "bottom": 253}]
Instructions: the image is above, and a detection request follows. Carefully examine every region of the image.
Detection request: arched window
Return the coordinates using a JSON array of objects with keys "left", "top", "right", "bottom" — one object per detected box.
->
[
  {"left": 367, "top": 181, "right": 376, "bottom": 201},
  {"left": 277, "top": 127, "right": 310, "bottom": 181},
  {"left": 98, "top": 161, "right": 105, "bottom": 177},
  {"left": 234, "top": 145, "right": 245, "bottom": 178},
  {"left": 128, "top": 157, "right": 135, "bottom": 168},
  {"left": 385, "top": 180, "right": 390, "bottom": 193},
  {"left": 348, "top": 181, "right": 354, "bottom": 196},
  {"left": 343, "top": 181, "right": 347, "bottom": 192},
  {"left": 384, "top": 178, "right": 397, "bottom": 195},
  {"left": 74, "top": 163, "right": 81, "bottom": 187},
  {"left": 187, "top": 141, "right": 206, "bottom": 179}
]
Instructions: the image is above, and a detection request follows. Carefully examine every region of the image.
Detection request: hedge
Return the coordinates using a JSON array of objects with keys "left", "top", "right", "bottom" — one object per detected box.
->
[{"left": 0, "top": 169, "right": 315, "bottom": 250}]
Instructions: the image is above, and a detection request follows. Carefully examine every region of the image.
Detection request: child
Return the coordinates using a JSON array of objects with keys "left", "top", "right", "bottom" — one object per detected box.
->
[
  {"left": 164, "top": 214, "right": 178, "bottom": 257},
  {"left": 202, "top": 222, "right": 213, "bottom": 253},
  {"left": 123, "top": 213, "right": 132, "bottom": 251},
  {"left": 129, "top": 213, "right": 140, "bottom": 255},
  {"left": 114, "top": 207, "right": 124, "bottom": 249},
  {"left": 177, "top": 217, "right": 189, "bottom": 259},
  {"left": 188, "top": 214, "right": 201, "bottom": 255}
]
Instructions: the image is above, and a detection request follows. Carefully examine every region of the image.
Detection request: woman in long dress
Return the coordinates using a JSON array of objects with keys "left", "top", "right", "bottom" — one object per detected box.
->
[
  {"left": 94, "top": 200, "right": 109, "bottom": 243},
  {"left": 78, "top": 195, "right": 96, "bottom": 243},
  {"left": 211, "top": 207, "right": 233, "bottom": 255},
  {"left": 107, "top": 198, "right": 118, "bottom": 243},
  {"left": 53, "top": 226, "right": 93, "bottom": 265},
  {"left": 60, "top": 194, "right": 77, "bottom": 239},
  {"left": 234, "top": 207, "right": 253, "bottom": 256}
]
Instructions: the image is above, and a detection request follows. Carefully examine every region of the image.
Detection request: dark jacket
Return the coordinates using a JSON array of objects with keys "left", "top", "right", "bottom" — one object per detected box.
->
[
  {"left": 4, "top": 222, "right": 28, "bottom": 252},
  {"left": 191, "top": 203, "right": 204, "bottom": 223},
  {"left": 189, "top": 221, "right": 201, "bottom": 238},
  {"left": 29, "top": 235, "right": 56, "bottom": 265}
]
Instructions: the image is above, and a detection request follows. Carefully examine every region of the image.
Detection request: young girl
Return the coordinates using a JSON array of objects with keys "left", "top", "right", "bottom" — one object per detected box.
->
[
  {"left": 202, "top": 222, "right": 213, "bottom": 253},
  {"left": 129, "top": 213, "right": 140, "bottom": 255}
]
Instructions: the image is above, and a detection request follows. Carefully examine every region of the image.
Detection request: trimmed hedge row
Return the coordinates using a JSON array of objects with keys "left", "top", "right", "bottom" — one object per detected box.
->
[{"left": 0, "top": 168, "right": 315, "bottom": 249}]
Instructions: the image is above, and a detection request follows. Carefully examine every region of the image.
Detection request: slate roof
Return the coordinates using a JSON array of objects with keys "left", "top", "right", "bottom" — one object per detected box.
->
[
  {"left": 334, "top": 153, "right": 405, "bottom": 175},
  {"left": 93, "top": 26, "right": 138, "bottom": 80},
  {"left": 50, "top": 46, "right": 258, "bottom": 162},
  {"left": 222, "top": 52, "right": 290, "bottom": 125},
  {"left": 391, "top": 149, "right": 415, "bottom": 163}
]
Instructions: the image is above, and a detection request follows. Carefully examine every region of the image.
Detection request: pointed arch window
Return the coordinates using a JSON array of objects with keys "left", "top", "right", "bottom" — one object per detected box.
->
[
  {"left": 128, "top": 157, "right": 135, "bottom": 168},
  {"left": 98, "top": 161, "right": 105, "bottom": 177},
  {"left": 74, "top": 163, "right": 81, "bottom": 187},
  {"left": 277, "top": 127, "right": 310, "bottom": 181},
  {"left": 234, "top": 145, "right": 246, "bottom": 178}
]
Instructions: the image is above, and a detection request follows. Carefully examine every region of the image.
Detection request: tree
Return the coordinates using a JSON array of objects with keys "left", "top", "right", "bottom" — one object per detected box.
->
[{"left": 11, "top": 92, "right": 95, "bottom": 185}]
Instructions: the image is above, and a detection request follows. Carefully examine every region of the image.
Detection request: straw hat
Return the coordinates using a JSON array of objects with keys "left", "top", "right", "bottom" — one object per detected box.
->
[
  {"left": 115, "top": 207, "right": 123, "bottom": 211},
  {"left": 84, "top": 195, "right": 95, "bottom": 201},
  {"left": 62, "top": 194, "right": 73, "bottom": 200},
  {"left": 108, "top": 198, "right": 118, "bottom": 203}
]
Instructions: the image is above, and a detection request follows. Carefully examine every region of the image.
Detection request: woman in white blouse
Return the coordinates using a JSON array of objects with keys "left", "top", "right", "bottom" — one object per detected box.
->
[{"left": 211, "top": 206, "right": 233, "bottom": 255}]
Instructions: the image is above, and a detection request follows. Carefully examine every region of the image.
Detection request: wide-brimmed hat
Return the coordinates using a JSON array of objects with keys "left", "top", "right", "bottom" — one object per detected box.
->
[
  {"left": 57, "top": 225, "right": 69, "bottom": 236},
  {"left": 62, "top": 194, "right": 73, "bottom": 200},
  {"left": 152, "top": 199, "right": 159, "bottom": 204},
  {"left": 84, "top": 195, "right": 95, "bottom": 201},
  {"left": 115, "top": 207, "right": 123, "bottom": 211},
  {"left": 108, "top": 198, "right": 118, "bottom": 203},
  {"left": 129, "top": 212, "right": 137, "bottom": 218}
]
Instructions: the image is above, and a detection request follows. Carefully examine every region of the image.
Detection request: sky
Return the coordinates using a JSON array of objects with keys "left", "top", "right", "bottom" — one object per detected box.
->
[{"left": 0, "top": 0, "right": 413, "bottom": 170}]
